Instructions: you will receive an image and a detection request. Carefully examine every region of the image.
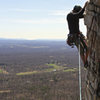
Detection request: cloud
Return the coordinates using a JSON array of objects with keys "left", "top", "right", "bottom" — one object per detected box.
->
[
  {"left": 49, "top": 10, "right": 70, "bottom": 16},
  {"left": 0, "top": 8, "right": 42, "bottom": 13},
  {"left": 8, "top": 8, "right": 39, "bottom": 12},
  {"left": 2, "top": 8, "right": 70, "bottom": 15},
  {"left": 8, "top": 8, "right": 53, "bottom": 13},
  {"left": 9, "top": 8, "right": 34, "bottom": 12},
  {"left": 0, "top": 18, "right": 66, "bottom": 24}
]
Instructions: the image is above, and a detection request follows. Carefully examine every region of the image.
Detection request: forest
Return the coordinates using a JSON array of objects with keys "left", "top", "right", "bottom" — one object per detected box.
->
[{"left": 0, "top": 39, "right": 86, "bottom": 100}]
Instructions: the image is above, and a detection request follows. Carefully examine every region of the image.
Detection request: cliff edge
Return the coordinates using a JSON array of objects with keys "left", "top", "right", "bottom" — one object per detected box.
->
[{"left": 84, "top": 0, "right": 100, "bottom": 100}]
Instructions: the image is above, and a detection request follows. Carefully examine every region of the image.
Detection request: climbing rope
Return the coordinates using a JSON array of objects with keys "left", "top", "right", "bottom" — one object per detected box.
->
[{"left": 78, "top": 37, "right": 82, "bottom": 100}]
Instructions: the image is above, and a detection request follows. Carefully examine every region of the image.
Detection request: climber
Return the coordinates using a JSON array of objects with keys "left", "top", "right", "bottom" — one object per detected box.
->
[{"left": 66, "top": 1, "right": 89, "bottom": 67}]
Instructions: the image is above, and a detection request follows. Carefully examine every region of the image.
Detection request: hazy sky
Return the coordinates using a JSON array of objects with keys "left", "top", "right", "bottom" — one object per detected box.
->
[{"left": 0, "top": 0, "right": 87, "bottom": 40}]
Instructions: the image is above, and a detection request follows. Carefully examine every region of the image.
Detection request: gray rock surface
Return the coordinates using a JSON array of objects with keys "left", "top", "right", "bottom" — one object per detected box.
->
[{"left": 84, "top": 0, "right": 100, "bottom": 99}]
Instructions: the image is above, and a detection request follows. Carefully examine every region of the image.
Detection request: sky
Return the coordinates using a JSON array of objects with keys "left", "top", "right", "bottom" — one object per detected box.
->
[{"left": 0, "top": 0, "right": 87, "bottom": 40}]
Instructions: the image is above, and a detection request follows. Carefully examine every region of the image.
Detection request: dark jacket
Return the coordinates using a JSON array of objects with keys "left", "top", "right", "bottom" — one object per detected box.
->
[{"left": 67, "top": 8, "right": 85, "bottom": 34}]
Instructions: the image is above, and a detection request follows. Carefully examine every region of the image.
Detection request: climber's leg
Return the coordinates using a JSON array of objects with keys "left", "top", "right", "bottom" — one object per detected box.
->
[
  {"left": 80, "top": 42, "right": 86, "bottom": 65},
  {"left": 80, "top": 55, "right": 86, "bottom": 64},
  {"left": 79, "top": 33, "right": 88, "bottom": 50},
  {"left": 79, "top": 33, "right": 89, "bottom": 65},
  {"left": 85, "top": 48, "right": 89, "bottom": 62},
  {"left": 75, "top": 39, "right": 86, "bottom": 65}
]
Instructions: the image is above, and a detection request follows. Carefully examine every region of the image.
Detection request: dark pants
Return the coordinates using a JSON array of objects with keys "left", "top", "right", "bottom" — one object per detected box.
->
[{"left": 74, "top": 33, "right": 88, "bottom": 57}]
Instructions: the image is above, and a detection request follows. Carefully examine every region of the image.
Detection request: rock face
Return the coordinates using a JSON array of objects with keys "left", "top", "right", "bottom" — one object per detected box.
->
[{"left": 84, "top": 0, "right": 100, "bottom": 100}]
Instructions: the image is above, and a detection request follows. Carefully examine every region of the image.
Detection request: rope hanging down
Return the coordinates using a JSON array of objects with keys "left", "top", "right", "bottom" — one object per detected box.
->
[{"left": 78, "top": 37, "right": 82, "bottom": 100}]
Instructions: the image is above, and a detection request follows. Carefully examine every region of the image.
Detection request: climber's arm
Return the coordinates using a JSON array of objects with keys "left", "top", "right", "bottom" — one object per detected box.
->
[
  {"left": 73, "top": 1, "right": 88, "bottom": 18},
  {"left": 79, "top": 14, "right": 84, "bottom": 18},
  {"left": 73, "top": 8, "right": 85, "bottom": 18}
]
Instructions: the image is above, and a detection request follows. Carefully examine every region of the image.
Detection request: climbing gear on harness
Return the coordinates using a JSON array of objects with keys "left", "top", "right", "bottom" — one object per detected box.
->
[{"left": 67, "top": 34, "right": 75, "bottom": 48}]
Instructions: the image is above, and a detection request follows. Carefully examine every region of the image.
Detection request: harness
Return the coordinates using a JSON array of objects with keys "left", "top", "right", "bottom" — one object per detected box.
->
[
  {"left": 67, "top": 34, "right": 76, "bottom": 48},
  {"left": 67, "top": 33, "right": 87, "bottom": 49}
]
